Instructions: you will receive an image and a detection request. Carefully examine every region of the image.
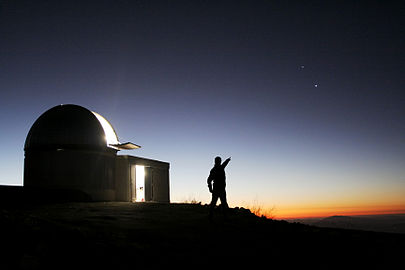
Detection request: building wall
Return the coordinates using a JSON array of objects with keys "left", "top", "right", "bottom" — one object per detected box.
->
[
  {"left": 115, "top": 155, "right": 170, "bottom": 203},
  {"left": 114, "top": 156, "right": 130, "bottom": 201},
  {"left": 24, "top": 148, "right": 116, "bottom": 201},
  {"left": 24, "top": 151, "right": 169, "bottom": 203},
  {"left": 150, "top": 167, "right": 170, "bottom": 203}
]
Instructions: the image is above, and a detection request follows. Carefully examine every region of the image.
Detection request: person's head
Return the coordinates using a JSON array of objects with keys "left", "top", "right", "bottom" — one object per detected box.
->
[{"left": 214, "top": 156, "right": 222, "bottom": 166}]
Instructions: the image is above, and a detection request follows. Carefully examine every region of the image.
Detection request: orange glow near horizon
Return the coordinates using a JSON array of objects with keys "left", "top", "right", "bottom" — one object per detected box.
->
[
  {"left": 232, "top": 185, "right": 405, "bottom": 220},
  {"left": 270, "top": 204, "right": 405, "bottom": 220}
]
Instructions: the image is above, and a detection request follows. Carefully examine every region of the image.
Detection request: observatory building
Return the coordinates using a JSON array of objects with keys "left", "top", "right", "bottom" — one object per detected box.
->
[{"left": 23, "top": 104, "right": 170, "bottom": 202}]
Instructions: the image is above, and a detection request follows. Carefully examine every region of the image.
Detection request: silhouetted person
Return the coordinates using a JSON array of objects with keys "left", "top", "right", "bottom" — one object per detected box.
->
[{"left": 207, "top": 156, "right": 231, "bottom": 221}]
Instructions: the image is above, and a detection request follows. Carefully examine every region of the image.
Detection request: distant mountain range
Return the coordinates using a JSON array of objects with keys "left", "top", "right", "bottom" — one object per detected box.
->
[{"left": 289, "top": 214, "right": 405, "bottom": 234}]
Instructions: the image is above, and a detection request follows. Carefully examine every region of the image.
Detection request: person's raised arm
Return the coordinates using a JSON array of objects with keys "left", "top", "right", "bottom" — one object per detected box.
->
[{"left": 222, "top": 157, "right": 231, "bottom": 168}]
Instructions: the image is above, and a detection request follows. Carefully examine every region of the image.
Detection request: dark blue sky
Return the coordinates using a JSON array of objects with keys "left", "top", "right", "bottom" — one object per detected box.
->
[{"left": 1, "top": 0, "right": 404, "bottom": 216}]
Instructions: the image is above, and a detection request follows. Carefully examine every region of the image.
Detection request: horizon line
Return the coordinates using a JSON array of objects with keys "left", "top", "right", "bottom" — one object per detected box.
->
[{"left": 276, "top": 211, "right": 405, "bottom": 220}]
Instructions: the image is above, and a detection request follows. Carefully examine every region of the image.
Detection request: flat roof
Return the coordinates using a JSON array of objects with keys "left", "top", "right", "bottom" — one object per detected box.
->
[{"left": 117, "top": 155, "right": 170, "bottom": 169}]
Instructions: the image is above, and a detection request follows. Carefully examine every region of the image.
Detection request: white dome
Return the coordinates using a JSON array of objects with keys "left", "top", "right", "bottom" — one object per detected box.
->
[{"left": 91, "top": 111, "right": 119, "bottom": 146}]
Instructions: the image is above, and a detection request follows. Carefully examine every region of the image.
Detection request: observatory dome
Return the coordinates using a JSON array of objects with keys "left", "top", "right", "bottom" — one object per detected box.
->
[{"left": 24, "top": 104, "right": 119, "bottom": 151}]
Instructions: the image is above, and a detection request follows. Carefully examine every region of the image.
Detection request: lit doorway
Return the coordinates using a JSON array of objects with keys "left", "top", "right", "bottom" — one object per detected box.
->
[{"left": 135, "top": 165, "right": 145, "bottom": 202}]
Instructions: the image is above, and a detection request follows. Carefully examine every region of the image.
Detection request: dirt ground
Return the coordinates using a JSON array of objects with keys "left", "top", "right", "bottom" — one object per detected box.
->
[{"left": 1, "top": 202, "right": 404, "bottom": 269}]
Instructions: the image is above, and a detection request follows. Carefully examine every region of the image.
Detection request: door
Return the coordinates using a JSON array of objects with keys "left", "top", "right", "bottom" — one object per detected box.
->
[
  {"left": 135, "top": 165, "right": 145, "bottom": 202},
  {"left": 144, "top": 167, "right": 153, "bottom": 201},
  {"left": 130, "top": 164, "right": 136, "bottom": 202}
]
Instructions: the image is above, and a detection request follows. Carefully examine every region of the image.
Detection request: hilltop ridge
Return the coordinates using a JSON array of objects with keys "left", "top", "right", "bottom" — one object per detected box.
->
[{"left": 0, "top": 202, "right": 404, "bottom": 268}]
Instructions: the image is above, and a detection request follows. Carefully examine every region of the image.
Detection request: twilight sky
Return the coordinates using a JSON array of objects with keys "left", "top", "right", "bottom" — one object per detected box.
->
[{"left": 1, "top": 0, "right": 404, "bottom": 218}]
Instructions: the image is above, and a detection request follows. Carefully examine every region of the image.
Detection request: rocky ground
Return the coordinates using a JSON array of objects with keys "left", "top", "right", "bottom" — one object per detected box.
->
[{"left": 0, "top": 202, "right": 404, "bottom": 269}]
